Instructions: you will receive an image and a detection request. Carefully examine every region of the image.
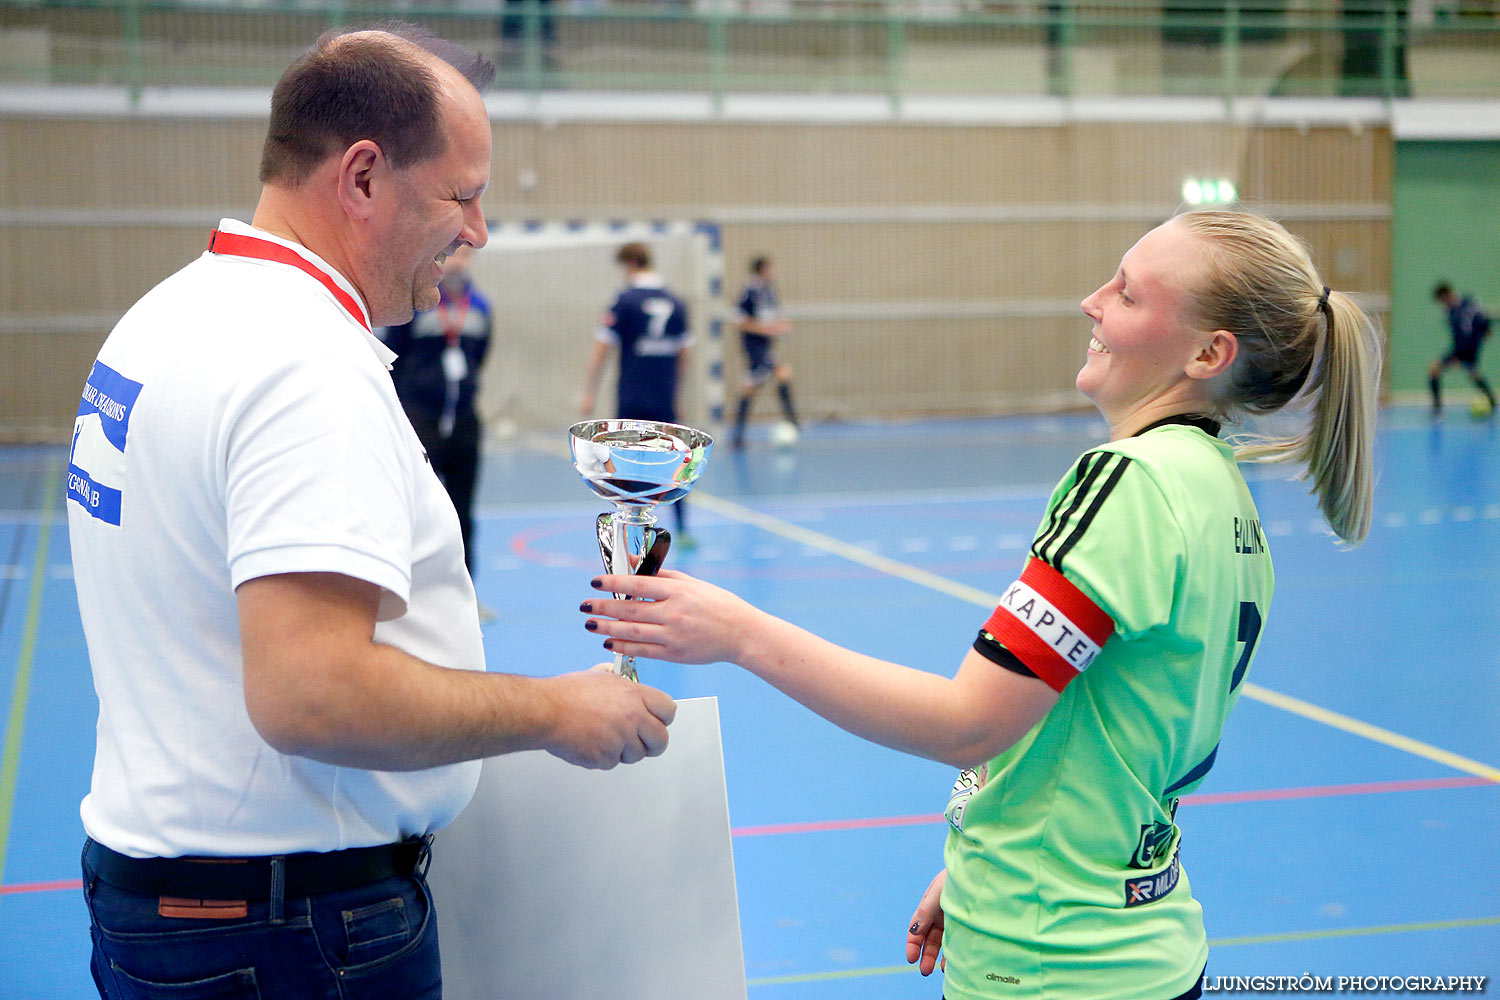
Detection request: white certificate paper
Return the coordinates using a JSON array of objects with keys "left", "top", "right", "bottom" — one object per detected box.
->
[{"left": 431, "top": 696, "right": 748, "bottom": 1000}]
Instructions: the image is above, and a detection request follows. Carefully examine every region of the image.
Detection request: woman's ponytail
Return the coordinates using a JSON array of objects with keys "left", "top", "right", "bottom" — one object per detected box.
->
[{"left": 1176, "top": 211, "right": 1384, "bottom": 546}]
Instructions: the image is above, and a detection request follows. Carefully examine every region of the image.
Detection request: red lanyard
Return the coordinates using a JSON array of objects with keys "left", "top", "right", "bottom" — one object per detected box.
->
[
  {"left": 436, "top": 290, "right": 471, "bottom": 347},
  {"left": 206, "top": 229, "right": 370, "bottom": 332}
]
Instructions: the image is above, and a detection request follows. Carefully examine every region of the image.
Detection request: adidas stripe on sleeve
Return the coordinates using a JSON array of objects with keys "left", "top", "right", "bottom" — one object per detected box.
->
[{"left": 974, "top": 450, "right": 1182, "bottom": 692}]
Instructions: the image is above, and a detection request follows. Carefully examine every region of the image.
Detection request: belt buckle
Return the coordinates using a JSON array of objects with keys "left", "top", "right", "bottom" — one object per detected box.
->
[{"left": 416, "top": 834, "right": 434, "bottom": 877}]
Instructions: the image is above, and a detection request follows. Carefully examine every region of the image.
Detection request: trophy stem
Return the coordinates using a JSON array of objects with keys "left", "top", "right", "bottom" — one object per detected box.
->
[{"left": 609, "top": 507, "right": 656, "bottom": 682}]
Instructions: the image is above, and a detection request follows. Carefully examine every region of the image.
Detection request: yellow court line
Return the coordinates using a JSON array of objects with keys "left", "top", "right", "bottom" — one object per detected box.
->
[
  {"left": 744, "top": 916, "right": 1500, "bottom": 985},
  {"left": 1208, "top": 913, "right": 1500, "bottom": 949},
  {"left": 746, "top": 964, "right": 920, "bottom": 987},
  {"left": 0, "top": 459, "right": 61, "bottom": 887},
  {"left": 692, "top": 490, "right": 1500, "bottom": 784}
]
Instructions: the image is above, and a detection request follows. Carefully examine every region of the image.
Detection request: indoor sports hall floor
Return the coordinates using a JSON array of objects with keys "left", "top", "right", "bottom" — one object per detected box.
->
[{"left": 2, "top": 406, "right": 1497, "bottom": 997}]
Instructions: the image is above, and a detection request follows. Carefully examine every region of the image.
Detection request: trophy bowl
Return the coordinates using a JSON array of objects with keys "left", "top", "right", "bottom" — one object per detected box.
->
[
  {"left": 569, "top": 419, "right": 714, "bottom": 680},
  {"left": 569, "top": 419, "right": 713, "bottom": 506}
]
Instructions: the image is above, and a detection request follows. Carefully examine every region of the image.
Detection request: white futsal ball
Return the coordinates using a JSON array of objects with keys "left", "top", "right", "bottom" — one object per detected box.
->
[{"left": 770, "top": 420, "right": 800, "bottom": 449}]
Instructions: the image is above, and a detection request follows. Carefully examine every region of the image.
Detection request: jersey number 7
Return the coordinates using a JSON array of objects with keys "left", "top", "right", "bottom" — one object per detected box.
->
[
  {"left": 644, "top": 297, "right": 676, "bottom": 338},
  {"left": 1161, "top": 601, "right": 1265, "bottom": 800},
  {"left": 1230, "top": 601, "right": 1262, "bottom": 693}
]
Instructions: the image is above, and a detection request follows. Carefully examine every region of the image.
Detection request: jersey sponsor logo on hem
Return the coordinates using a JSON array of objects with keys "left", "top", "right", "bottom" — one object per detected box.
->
[{"left": 1124, "top": 845, "right": 1182, "bottom": 907}]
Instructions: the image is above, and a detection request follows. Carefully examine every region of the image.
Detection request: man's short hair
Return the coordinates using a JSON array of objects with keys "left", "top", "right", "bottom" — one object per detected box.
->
[
  {"left": 616, "top": 242, "right": 652, "bottom": 269},
  {"left": 750, "top": 255, "right": 770, "bottom": 275},
  {"left": 1433, "top": 282, "right": 1454, "bottom": 301},
  {"left": 259, "top": 22, "right": 494, "bottom": 187}
]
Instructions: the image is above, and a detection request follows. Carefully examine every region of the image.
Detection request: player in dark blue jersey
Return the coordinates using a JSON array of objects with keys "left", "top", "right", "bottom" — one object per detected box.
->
[
  {"left": 732, "top": 255, "right": 800, "bottom": 450},
  {"left": 582, "top": 242, "right": 695, "bottom": 539},
  {"left": 1430, "top": 283, "right": 1494, "bottom": 417},
  {"left": 381, "top": 246, "right": 493, "bottom": 586}
]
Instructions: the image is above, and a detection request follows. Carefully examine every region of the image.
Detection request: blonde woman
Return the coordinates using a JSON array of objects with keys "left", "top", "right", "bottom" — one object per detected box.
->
[{"left": 580, "top": 210, "right": 1382, "bottom": 999}]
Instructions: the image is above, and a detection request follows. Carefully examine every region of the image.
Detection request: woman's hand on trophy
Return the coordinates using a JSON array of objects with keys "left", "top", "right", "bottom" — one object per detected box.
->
[{"left": 581, "top": 570, "right": 755, "bottom": 666}]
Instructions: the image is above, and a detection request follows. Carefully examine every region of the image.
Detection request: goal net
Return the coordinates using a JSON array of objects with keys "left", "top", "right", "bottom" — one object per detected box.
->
[{"left": 465, "top": 221, "right": 725, "bottom": 440}]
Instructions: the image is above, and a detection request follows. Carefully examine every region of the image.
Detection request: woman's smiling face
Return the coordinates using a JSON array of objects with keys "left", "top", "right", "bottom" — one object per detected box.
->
[{"left": 1077, "top": 220, "right": 1214, "bottom": 431}]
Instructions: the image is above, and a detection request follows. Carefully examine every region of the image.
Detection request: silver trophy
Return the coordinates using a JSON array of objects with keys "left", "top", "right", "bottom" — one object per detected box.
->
[{"left": 569, "top": 419, "right": 714, "bottom": 681}]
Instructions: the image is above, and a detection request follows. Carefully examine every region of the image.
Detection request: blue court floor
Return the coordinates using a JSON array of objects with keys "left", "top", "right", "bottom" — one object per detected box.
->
[{"left": 1, "top": 407, "right": 1497, "bottom": 997}]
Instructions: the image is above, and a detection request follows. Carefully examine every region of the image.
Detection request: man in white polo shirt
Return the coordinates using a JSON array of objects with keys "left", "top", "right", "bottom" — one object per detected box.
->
[{"left": 67, "top": 24, "right": 675, "bottom": 999}]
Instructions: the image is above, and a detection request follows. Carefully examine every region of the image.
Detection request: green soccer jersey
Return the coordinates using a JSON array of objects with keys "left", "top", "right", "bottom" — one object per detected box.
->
[{"left": 940, "top": 417, "right": 1274, "bottom": 999}]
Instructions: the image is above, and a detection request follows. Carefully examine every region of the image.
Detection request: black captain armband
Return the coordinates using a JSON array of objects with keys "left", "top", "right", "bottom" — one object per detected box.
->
[{"left": 973, "top": 629, "right": 1039, "bottom": 680}]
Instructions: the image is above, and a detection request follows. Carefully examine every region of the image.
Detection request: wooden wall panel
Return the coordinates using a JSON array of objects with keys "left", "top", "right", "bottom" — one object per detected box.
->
[
  {"left": 1, "top": 226, "right": 210, "bottom": 315},
  {"left": 1243, "top": 126, "right": 1392, "bottom": 205},
  {"left": 752, "top": 316, "right": 1094, "bottom": 419},
  {"left": 484, "top": 120, "right": 1269, "bottom": 212},
  {"left": 0, "top": 119, "right": 265, "bottom": 209},
  {"left": 1288, "top": 220, "right": 1392, "bottom": 297},
  {"left": 0, "top": 117, "right": 1392, "bottom": 216},
  {"left": 0, "top": 331, "right": 107, "bottom": 443},
  {"left": 715, "top": 219, "right": 1160, "bottom": 303},
  {"left": 1, "top": 115, "right": 1392, "bottom": 438}
]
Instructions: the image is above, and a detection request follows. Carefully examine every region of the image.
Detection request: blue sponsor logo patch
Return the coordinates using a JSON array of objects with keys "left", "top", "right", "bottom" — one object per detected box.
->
[{"left": 68, "top": 361, "right": 143, "bottom": 526}]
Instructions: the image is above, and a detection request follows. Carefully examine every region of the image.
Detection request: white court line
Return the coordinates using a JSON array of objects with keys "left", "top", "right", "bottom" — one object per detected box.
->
[
  {"left": 690, "top": 491, "right": 1500, "bottom": 785},
  {"left": 691, "top": 492, "right": 1000, "bottom": 608}
]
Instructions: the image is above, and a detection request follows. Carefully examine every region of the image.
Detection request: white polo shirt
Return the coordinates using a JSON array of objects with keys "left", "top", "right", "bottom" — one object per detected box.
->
[{"left": 67, "top": 218, "right": 485, "bottom": 859}]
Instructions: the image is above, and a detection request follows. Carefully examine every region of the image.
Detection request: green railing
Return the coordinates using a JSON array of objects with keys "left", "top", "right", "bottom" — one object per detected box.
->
[{"left": 1, "top": 0, "right": 1498, "bottom": 103}]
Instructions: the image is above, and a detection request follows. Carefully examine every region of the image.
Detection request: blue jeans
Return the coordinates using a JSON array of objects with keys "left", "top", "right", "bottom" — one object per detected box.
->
[{"left": 82, "top": 839, "right": 441, "bottom": 999}]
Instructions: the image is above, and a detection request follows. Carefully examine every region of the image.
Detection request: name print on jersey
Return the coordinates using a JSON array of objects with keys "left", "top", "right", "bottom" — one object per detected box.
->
[
  {"left": 1233, "top": 516, "right": 1267, "bottom": 555},
  {"left": 69, "top": 361, "right": 144, "bottom": 527}
]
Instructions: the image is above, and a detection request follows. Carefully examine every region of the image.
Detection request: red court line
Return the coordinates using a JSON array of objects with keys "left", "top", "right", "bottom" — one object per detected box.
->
[
  {"left": 3, "top": 777, "right": 1492, "bottom": 893},
  {"left": 733, "top": 813, "right": 944, "bottom": 837},
  {"left": 729, "top": 774, "right": 1496, "bottom": 838},
  {"left": 0, "top": 877, "right": 81, "bottom": 896}
]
